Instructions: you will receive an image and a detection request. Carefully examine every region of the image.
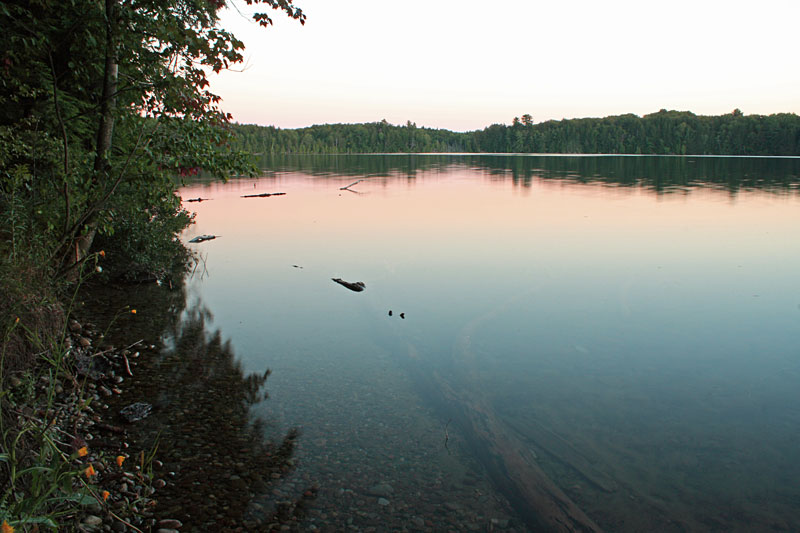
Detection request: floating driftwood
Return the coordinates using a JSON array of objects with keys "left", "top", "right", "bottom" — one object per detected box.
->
[
  {"left": 241, "top": 192, "right": 286, "bottom": 198},
  {"left": 184, "top": 197, "right": 211, "bottom": 203},
  {"left": 331, "top": 278, "right": 365, "bottom": 292},
  {"left": 189, "top": 234, "right": 218, "bottom": 243},
  {"left": 340, "top": 179, "right": 365, "bottom": 191}
]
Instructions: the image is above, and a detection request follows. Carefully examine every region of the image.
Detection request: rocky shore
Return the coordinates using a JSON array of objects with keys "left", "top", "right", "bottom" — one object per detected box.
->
[{"left": 5, "top": 316, "right": 186, "bottom": 533}]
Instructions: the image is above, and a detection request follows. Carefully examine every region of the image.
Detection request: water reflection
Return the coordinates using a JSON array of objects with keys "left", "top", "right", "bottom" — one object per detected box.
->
[
  {"left": 83, "top": 282, "right": 307, "bottom": 529},
  {"left": 245, "top": 154, "right": 800, "bottom": 195}
]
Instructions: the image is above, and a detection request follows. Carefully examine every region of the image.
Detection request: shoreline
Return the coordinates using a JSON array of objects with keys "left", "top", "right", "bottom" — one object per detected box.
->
[{"left": 3, "top": 313, "right": 185, "bottom": 532}]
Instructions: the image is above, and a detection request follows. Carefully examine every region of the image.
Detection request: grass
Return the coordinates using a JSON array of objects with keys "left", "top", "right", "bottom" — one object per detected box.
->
[{"left": 0, "top": 255, "right": 118, "bottom": 531}]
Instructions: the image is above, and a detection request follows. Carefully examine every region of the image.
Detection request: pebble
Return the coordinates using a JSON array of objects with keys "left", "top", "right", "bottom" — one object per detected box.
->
[
  {"left": 367, "top": 483, "right": 394, "bottom": 497},
  {"left": 377, "top": 498, "right": 390, "bottom": 506},
  {"left": 82, "top": 515, "right": 103, "bottom": 526},
  {"left": 491, "top": 517, "right": 510, "bottom": 528},
  {"left": 157, "top": 518, "right": 183, "bottom": 528},
  {"left": 79, "top": 336, "right": 92, "bottom": 347}
]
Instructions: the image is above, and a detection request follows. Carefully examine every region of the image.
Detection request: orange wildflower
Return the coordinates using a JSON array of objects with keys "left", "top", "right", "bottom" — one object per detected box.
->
[
  {"left": 102, "top": 490, "right": 110, "bottom": 501},
  {"left": 14, "top": 317, "right": 19, "bottom": 324},
  {"left": 99, "top": 250, "right": 106, "bottom": 257},
  {"left": 130, "top": 309, "right": 137, "bottom": 314},
  {"left": 116, "top": 455, "right": 126, "bottom": 467},
  {"left": 84, "top": 464, "right": 96, "bottom": 478},
  {"left": 77, "top": 446, "right": 88, "bottom": 457},
  {"left": 2, "top": 520, "right": 14, "bottom": 533}
]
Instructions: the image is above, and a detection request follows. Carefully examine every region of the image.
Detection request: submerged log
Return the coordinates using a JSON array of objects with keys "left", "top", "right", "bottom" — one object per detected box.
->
[
  {"left": 331, "top": 278, "right": 365, "bottom": 292},
  {"left": 438, "top": 379, "right": 603, "bottom": 532},
  {"left": 184, "top": 197, "right": 211, "bottom": 202},
  {"left": 241, "top": 192, "right": 286, "bottom": 198},
  {"left": 505, "top": 417, "right": 618, "bottom": 493},
  {"left": 421, "top": 298, "right": 605, "bottom": 532}
]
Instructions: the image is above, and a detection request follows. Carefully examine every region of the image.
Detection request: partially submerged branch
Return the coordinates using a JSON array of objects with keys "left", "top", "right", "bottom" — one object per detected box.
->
[
  {"left": 241, "top": 192, "right": 286, "bottom": 198},
  {"left": 339, "top": 179, "right": 364, "bottom": 191}
]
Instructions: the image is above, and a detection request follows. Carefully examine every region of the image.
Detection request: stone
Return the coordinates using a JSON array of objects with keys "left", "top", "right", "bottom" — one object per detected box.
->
[
  {"left": 377, "top": 498, "right": 390, "bottom": 506},
  {"left": 82, "top": 515, "right": 103, "bottom": 526},
  {"left": 367, "top": 483, "right": 394, "bottom": 497},
  {"left": 490, "top": 517, "right": 510, "bottom": 528},
  {"left": 120, "top": 402, "right": 152, "bottom": 422},
  {"left": 157, "top": 519, "right": 183, "bottom": 528},
  {"left": 79, "top": 336, "right": 92, "bottom": 348}
]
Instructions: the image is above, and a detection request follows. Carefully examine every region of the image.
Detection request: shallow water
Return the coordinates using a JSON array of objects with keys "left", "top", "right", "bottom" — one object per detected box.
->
[{"left": 120, "top": 155, "right": 800, "bottom": 531}]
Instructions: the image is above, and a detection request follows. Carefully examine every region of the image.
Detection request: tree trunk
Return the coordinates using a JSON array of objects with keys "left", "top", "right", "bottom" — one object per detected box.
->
[
  {"left": 61, "top": 0, "right": 117, "bottom": 278},
  {"left": 94, "top": 0, "right": 118, "bottom": 178}
]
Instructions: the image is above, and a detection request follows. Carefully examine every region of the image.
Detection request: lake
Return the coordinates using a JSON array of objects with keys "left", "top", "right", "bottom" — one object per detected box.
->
[{"left": 105, "top": 155, "right": 800, "bottom": 531}]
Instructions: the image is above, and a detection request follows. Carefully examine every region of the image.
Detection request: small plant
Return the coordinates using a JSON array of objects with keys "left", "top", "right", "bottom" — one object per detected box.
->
[{"left": 0, "top": 419, "right": 97, "bottom": 529}]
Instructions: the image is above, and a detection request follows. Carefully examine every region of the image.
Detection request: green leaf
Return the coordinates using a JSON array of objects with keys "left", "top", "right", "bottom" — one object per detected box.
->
[
  {"left": 17, "top": 516, "right": 59, "bottom": 527},
  {"left": 51, "top": 492, "right": 96, "bottom": 506}
]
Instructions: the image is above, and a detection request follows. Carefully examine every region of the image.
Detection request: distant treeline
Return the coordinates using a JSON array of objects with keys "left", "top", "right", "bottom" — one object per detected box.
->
[
  {"left": 233, "top": 110, "right": 800, "bottom": 156},
  {"left": 234, "top": 119, "right": 476, "bottom": 154}
]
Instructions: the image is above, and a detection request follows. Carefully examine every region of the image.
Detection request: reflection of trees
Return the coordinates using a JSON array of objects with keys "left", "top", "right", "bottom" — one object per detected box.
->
[
  {"left": 252, "top": 154, "right": 800, "bottom": 195},
  {"left": 135, "top": 305, "right": 304, "bottom": 529},
  {"left": 85, "top": 282, "right": 308, "bottom": 529},
  {"left": 257, "top": 153, "right": 462, "bottom": 179},
  {"left": 475, "top": 155, "right": 800, "bottom": 194}
]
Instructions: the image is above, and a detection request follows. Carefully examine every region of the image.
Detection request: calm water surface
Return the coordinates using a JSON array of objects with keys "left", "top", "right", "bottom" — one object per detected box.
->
[{"left": 172, "top": 155, "right": 800, "bottom": 531}]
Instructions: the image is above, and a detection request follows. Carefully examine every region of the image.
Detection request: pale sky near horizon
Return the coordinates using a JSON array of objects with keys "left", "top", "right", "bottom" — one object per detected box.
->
[{"left": 210, "top": 0, "right": 800, "bottom": 132}]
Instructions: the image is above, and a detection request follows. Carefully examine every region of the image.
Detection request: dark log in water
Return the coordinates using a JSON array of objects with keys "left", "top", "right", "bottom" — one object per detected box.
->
[
  {"left": 331, "top": 278, "right": 365, "bottom": 292},
  {"left": 188, "top": 235, "right": 218, "bottom": 243},
  {"left": 241, "top": 192, "right": 286, "bottom": 198}
]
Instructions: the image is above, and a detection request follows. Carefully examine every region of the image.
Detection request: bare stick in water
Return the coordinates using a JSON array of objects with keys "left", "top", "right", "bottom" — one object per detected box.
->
[
  {"left": 340, "top": 179, "right": 364, "bottom": 191},
  {"left": 444, "top": 418, "right": 452, "bottom": 455}
]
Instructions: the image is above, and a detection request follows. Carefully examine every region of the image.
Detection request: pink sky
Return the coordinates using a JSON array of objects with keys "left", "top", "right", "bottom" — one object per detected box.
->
[{"left": 209, "top": 0, "right": 800, "bottom": 132}]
